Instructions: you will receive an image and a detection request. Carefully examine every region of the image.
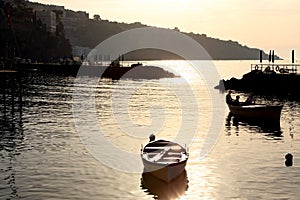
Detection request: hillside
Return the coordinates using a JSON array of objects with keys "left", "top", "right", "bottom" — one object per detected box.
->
[
  {"left": 68, "top": 19, "right": 278, "bottom": 60},
  {"left": 0, "top": 1, "right": 72, "bottom": 62},
  {"left": 1, "top": 0, "right": 280, "bottom": 61}
]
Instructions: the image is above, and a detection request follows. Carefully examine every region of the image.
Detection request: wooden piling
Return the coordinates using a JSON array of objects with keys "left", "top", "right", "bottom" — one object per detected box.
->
[{"left": 0, "top": 70, "right": 22, "bottom": 118}]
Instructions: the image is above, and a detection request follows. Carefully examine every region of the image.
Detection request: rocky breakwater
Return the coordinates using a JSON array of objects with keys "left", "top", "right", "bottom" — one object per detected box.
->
[
  {"left": 216, "top": 69, "right": 300, "bottom": 95},
  {"left": 15, "top": 63, "right": 177, "bottom": 79}
]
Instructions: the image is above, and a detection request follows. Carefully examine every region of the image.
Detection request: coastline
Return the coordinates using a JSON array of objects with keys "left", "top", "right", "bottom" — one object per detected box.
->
[{"left": 8, "top": 63, "right": 177, "bottom": 79}]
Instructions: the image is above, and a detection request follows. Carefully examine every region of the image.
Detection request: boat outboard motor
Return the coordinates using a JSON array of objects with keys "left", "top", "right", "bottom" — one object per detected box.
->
[{"left": 149, "top": 134, "right": 155, "bottom": 142}]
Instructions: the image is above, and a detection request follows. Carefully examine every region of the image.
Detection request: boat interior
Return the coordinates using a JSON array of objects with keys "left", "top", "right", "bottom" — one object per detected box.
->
[{"left": 142, "top": 140, "right": 188, "bottom": 164}]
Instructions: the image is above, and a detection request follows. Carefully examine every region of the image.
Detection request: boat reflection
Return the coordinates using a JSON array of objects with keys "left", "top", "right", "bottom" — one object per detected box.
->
[
  {"left": 225, "top": 112, "right": 282, "bottom": 137},
  {"left": 141, "top": 169, "right": 188, "bottom": 200}
]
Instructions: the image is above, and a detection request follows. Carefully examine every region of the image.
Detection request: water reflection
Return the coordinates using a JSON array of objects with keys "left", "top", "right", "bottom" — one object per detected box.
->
[
  {"left": 141, "top": 170, "right": 188, "bottom": 200},
  {"left": 0, "top": 115, "right": 24, "bottom": 199},
  {"left": 225, "top": 112, "right": 282, "bottom": 137}
]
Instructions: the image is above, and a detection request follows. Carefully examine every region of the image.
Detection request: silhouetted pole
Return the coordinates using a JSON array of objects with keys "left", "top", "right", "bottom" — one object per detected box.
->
[
  {"left": 260, "top": 50, "right": 263, "bottom": 63},
  {"left": 269, "top": 50, "right": 272, "bottom": 63},
  {"left": 285, "top": 153, "right": 293, "bottom": 167},
  {"left": 291, "top": 50, "right": 296, "bottom": 73},
  {"left": 3, "top": 78, "right": 6, "bottom": 113},
  {"left": 122, "top": 54, "right": 125, "bottom": 66},
  {"left": 272, "top": 50, "right": 275, "bottom": 63},
  {"left": 18, "top": 72, "right": 23, "bottom": 121},
  {"left": 7, "top": 0, "right": 14, "bottom": 69},
  {"left": 1, "top": 71, "right": 23, "bottom": 118}
]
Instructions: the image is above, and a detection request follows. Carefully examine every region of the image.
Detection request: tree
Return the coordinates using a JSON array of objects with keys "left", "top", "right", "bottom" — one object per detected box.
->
[
  {"left": 173, "top": 27, "right": 180, "bottom": 31},
  {"left": 93, "top": 14, "right": 101, "bottom": 21}
]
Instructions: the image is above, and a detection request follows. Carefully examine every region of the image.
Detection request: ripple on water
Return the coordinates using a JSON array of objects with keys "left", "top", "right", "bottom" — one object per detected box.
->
[{"left": 1, "top": 63, "right": 300, "bottom": 199}]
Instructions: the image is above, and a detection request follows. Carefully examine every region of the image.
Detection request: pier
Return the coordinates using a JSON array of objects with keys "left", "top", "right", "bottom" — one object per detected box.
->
[
  {"left": 250, "top": 63, "right": 300, "bottom": 74},
  {"left": 218, "top": 61, "right": 300, "bottom": 95}
]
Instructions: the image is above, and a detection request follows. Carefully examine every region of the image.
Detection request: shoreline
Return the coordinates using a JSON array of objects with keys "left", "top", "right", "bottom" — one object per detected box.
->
[{"left": 5, "top": 63, "right": 177, "bottom": 79}]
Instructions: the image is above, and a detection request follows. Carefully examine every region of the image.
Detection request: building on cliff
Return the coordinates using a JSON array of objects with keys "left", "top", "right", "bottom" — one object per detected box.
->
[
  {"left": 25, "top": 1, "right": 88, "bottom": 34},
  {"left": 36, "top": 10, "right": 56, "bottom": 33}
]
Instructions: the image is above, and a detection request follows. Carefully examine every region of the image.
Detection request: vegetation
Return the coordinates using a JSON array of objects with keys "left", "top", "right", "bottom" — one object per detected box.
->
[{"left": 93, "top": 14, "right": 101, "bottom": 21}]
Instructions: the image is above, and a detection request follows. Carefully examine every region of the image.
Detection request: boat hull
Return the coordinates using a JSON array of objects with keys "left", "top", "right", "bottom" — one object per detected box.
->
[
  {"left": 228, "top": 104, "right": 283, "bottom": 121},
  {"left": 141, "top": 139, "right": 188, "bottom": 183},
  {"left": 141, "top": 158, "right": 187, "bottom": 182}
]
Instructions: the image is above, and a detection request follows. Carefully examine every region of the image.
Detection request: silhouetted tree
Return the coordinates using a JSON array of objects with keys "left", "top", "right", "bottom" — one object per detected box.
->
[
  {"left": 174, "top": 27, "right": 180, "bottom": 31},
  {"left": 93, "top": 14, "right": 101, "bottom": 21}
]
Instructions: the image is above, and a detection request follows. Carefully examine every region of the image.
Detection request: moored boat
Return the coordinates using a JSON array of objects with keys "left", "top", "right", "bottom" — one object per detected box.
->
[
  {"left": 227, "top": 104, "right": 283, "bottom": 121},
  {"left": 141, "top": 136, "right": 188, "bottom": 183}
]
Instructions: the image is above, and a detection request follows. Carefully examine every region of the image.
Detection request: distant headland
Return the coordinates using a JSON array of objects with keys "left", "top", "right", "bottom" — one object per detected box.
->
[{"left": 0, "top": 0, "right": 281, "bottom": 63}]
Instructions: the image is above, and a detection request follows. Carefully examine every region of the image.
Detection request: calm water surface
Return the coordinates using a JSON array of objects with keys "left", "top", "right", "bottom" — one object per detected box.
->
[{"left": 1, "top": 60, "right": 300, "bottom": 199}]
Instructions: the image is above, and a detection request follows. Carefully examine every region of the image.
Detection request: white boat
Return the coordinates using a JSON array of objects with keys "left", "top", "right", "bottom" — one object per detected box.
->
[
  {"left": 141, "top": 139, "right": 188, "bottom": 183},
  {"left": 228, "top": 104, "right": 283, "bottom": 121}
]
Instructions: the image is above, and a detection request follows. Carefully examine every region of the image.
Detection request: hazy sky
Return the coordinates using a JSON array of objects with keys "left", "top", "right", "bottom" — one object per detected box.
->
[{"left": 31, "top": 0, "right": 300, "bottom": 59}]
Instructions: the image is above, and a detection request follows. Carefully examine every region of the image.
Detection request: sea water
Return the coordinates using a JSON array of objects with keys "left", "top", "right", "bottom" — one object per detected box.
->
[{"left": 0, "top": 60, "right": 299, "bottom": 199}]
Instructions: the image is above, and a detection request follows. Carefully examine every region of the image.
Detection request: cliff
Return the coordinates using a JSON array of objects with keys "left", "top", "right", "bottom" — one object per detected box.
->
[{"left": 0, "top": 0, "right": 72, "bottom": 62}]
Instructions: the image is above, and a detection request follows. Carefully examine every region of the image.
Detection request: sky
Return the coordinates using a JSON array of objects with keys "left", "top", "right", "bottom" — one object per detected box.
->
[{"left": 30, "top": 0, "right": 300, "bottom": 60}]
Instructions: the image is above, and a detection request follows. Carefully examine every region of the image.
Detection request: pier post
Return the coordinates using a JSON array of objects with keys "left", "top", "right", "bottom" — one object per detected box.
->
[{"left": 0, "top": 70, "right": 22, "bottom": 118}]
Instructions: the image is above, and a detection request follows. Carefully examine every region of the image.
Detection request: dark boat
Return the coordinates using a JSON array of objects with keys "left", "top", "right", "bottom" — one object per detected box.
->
[
  {"left": 226, "top": 112, "right": 282, "bottom": 137},
  {"left": 141, "top": 139, "right": 188, "bottom": 182},
  {"left": 227, "top": 104, "right": 283, "bottom": 121}
]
